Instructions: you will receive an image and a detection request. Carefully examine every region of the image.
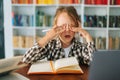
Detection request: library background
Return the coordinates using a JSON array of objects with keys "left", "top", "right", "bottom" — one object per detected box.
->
[{"left": 1, "top": 0, "right": 120, "bottom": 58}]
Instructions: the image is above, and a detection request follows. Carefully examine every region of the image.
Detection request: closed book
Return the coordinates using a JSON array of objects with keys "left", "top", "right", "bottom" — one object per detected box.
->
[
  {"left": 109, "top": 37, "right": 113, "bottom": 50},
  {"left": 110, "top": 0, "right": 115, "bottom": 5},
  {"left": 25, "top": 36, "right": 34, "bottom": 48},
  {"left": 29, "top": 15, "right": 34, "bottom": 26},
  {"left": 18, "top": 36, "right": 25, "bottom": 48},
  {"left": 115, "top": 37, "right": 120, "bottom": 50},
  {"left": 85, "top": 0, "right": 91, "bottom": 4},
  {"left": 116, "top": 0, "right": 120, "bottom": 5},
  {"left": 13, "top": 36, "right": 19, "bottom": 48},
  {"left": 103, "top": 0, "right": 108, "bottom": 5},
  {"left": 95, "top": 0, "right": 103, "bottom": 5}
]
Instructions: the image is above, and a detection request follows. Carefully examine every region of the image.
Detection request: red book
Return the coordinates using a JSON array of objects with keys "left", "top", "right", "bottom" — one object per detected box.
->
[
  {"left": 28, "top": 0, "right": 33, "bottom": 4},
  {"left": 74, "top": 0, "right": 78, "bottom": 4},
  {"left": 116, "top": 0, "right": 120, "bottom": 5},
  {"left": 103, "top": 0, "right": 108, "bottom": 5},
  {"left": 85, "top": 0, "right": 91, "bottom": 4},
  {"left": 95, "top": 0, "right": 103, "bottom": 5},
  {"left": 91, "top": 0, "right": 95, "bottom": 4}
]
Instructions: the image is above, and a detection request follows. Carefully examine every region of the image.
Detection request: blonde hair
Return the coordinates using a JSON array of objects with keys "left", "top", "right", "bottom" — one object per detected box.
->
[{"left": 53, "top": 6, "right": 80, "bottom": 27}]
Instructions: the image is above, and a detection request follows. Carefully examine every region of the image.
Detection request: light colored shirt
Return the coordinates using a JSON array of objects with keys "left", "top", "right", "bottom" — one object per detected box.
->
[{"left": 63, "top": 44, "right": 72, "bottom": 58}]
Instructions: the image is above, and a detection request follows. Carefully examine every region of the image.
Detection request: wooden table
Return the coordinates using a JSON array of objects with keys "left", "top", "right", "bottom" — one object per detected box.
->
[{"left": 15, "top": 65, "right": 89, "bottom": 80}]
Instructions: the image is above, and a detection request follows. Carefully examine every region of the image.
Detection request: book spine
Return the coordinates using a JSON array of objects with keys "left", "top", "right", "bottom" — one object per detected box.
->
[
  {"left": 110, "top": 0, "right": 115, "bottom": 5},
  {"left": 95, "top": 37, "right": 106, "bottom": 49},
  {"left": 116, "top": 0, "right": 120, "bottom": 5},
  {"left": 103, "top": 0, "right": 108, "bottom": 5},
  {"left": 13, "top": 36, "right": 19, "bottom": 48},
  {"left": 109, "top": 37, "right": 113, "bottom": 50},
  {"left": 115, "top": 37, "right": 119, "bottom": 49}
]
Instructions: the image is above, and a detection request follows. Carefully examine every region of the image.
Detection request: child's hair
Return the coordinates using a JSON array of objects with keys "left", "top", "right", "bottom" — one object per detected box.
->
[{"left": 53, "top": 6, "right": 81, "bottom": 27}]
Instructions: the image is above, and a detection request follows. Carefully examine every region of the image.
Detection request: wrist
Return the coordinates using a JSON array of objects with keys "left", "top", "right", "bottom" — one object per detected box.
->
[
  {"left": 38, "top": 36, "right": 50, "bottom": 47},
  {"left": 86, "top": 35, "right": 93, "bottom": 43}
]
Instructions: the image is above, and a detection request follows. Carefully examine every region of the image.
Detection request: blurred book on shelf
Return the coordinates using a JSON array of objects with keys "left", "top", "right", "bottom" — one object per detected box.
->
[
  {"left": 13, "top": 36, "right": 34, "bottom": 48},
  {"left": 36, "top": 36, "right": 42, "bottom": 42},
  {"left": 36, "top": 11, "right": 53, "bottom": 27},
  {"left": 13, "top": 36, "right": 19, "bottom": 48},
  {"left": 12, "top": 0, "right": 33, "bottom": 4},
  {"left": 12, "top": 12, "right": 34, "bottom": 27},
  {"left": 25, "top": 36, "right": 34, "bottom": 48},
  {"left": 114, "top": 37, "right": 120, "bottom": 50},
  {"left": 109, "top": 16, "right": 120, "bottom": 28},
  {"left": 93, "top": 37, "right": 106, "bottom": 50},
  {"left": 36, "top": 0, "right": 81, "bottom": 4},
  {"left": 84, "top": 15, "right": 107, "bottom": 28},
  {"left": 85, "top": 0, "right": 108, "bottom": 5},
  {"left": 109, "top": 36, "right": 120, "bottom": 50},
  {"left": 37, "top": 0, "right": 55, "bottom": 4},
  {"left": 18, "top": 36, "right": 25, "bottom": 48},
  {"left": 109, "top": 36, "right": 113, "bottom": 49},
  {"left": 110, "top": 0, "right": 120, "bottom": 5}
]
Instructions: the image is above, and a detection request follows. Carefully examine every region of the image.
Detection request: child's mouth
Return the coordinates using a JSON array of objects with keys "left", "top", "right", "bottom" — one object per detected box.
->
[{"left": 64, "top": 35, "right": 71, "bottom": 38}]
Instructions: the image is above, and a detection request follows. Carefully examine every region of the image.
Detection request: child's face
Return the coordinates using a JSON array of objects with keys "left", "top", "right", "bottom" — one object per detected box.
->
[{"left": 57, "top": 12, "right": 75, "bottom": 45}]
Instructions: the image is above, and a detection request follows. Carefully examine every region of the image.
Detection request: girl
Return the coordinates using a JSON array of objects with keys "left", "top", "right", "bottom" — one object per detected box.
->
[{"left": 22, "top": 6, "right": 96, "bottom": 65}]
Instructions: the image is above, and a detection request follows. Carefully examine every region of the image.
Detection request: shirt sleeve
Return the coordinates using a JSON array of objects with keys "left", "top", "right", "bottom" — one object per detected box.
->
[
  {"left": 81, "top": 41, "right": 96, "bottom": 65},
  {"left": 22, "top": 42, "right": 48, "bottom": 64}
]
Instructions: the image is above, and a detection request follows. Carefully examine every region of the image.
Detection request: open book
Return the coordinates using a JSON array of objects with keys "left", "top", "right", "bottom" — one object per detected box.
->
[
  {"left": 0, "top": 56, "right": 27, "bottom": 76},
  {"left": 28, "top": 57, "right": 83, "bottom": 74}
]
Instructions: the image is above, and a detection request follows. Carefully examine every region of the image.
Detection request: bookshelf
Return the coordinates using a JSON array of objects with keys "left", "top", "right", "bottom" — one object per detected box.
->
[{"left": 5, "top": 0, "right": 120, "bottom": 57}]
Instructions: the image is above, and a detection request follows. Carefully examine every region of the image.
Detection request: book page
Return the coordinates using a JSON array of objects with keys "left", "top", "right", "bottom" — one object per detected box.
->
[
  {"left": 28, "top": 61, "right": 53, "bottom": 74},
  {"left": 56, "top": 65, "right": 84, "bottom": 74},
  {"left": 54, "top": 57, "right": 79, "bottom": 70}
]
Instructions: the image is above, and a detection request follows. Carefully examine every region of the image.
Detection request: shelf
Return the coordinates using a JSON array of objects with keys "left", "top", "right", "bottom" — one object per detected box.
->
[
  {"left": 109, "top": 5, "right": 120, "bottom": 7},
  {"left": 108, "top": 28, "right": 120, "bottom": 30},
  {"left": 35, "top": 26, "right": 51, "bottom": 29},
  {"left": 84, "top": 27, "right": 107, "bottom": 30},
  {"left": 13, "top": 48, "right": 29, "bottom": 51},
  {"left": 13, "top": 26, "right": 35, "bottom": 29},
  {"left": 12, "top": 4, "right": 34, "bottom": 7},
  {"left": 7, "top": 0, "right": 120, "bottom": 57}
]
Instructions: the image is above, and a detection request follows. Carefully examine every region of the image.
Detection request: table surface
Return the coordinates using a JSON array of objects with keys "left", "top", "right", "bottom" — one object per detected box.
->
[{"left": 15, "top": 65, "right": 89, "bottom": 80}]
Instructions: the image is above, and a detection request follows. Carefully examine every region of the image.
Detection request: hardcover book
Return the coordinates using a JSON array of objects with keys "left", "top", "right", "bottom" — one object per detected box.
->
[{"left": 28, "top": 57, "right": 83, "bottom": 75}]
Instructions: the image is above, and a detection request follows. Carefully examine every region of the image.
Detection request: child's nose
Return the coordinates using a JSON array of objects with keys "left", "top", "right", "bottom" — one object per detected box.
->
[{"left": 66, "top": 24, "right": 69, "bottom": 31}]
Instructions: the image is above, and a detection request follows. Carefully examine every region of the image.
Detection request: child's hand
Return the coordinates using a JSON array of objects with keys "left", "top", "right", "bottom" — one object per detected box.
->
[
  {"left": 45, "top": 25, "right": 65, "bottom": 40},
  {"left": 69, "top": 22, "right": 93, "bottom": 43}
]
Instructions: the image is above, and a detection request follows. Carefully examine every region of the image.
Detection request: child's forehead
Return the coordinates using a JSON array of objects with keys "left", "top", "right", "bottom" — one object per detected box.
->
[
  {"left": 57, "top": 24, "right": 76, "bottom": 27},
  {"left": 56, "top": 14, "right": 77, "bottom": 27}
]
